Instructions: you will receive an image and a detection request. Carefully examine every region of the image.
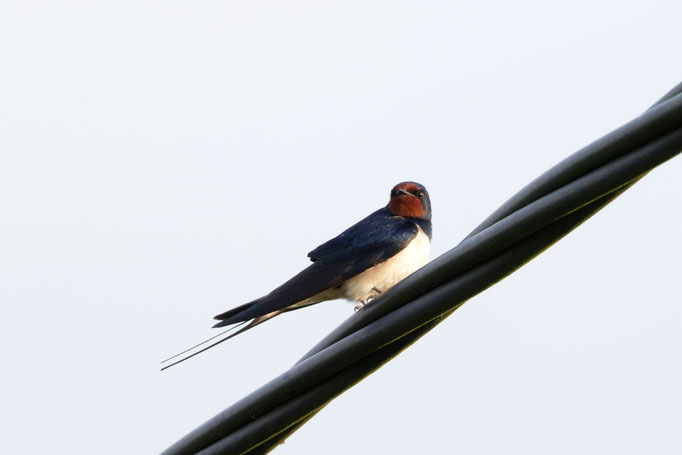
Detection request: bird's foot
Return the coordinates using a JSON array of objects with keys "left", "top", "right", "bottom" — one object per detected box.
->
[
  {"left": 354, "top": 288, "right": 384, "bottom": 311},
  {"left": 354, "top": 300, "right": 368, "bottom": 312}
]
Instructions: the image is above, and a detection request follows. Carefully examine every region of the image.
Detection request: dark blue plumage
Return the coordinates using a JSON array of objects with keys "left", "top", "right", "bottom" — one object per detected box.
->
[
  {"left": 308, "top": 207, "right": 424, "bottom": 262},
  {"left": 161, "top": 181, "right": 432, "bottom": 370},
  {"left": 213, "top": 181, "right": 432, "bottom": 327},
  {"left": 214, "top": 208, "right": 423, "bottom": 326}
]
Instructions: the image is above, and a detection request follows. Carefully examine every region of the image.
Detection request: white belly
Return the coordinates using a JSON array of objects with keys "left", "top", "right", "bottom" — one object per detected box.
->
[{"left": 340, "top": 227, "right": 430, "bottom": 302}]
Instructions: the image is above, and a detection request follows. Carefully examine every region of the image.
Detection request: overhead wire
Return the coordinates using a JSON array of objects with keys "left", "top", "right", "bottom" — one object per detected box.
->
[{"left": 162, "top": 82, "right": 682, "bottom": 455}]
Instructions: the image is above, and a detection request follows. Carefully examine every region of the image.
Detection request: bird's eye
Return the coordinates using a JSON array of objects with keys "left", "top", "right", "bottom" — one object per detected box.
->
[{"left": 416, "top": 191, "right": 425, "bottom": 199}]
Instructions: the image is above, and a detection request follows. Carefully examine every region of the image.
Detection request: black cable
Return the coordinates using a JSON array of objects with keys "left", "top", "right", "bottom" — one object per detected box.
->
[
  {"left": 161, "top": 84, "right": 682, "bottom": 455},
  {"left": 200, "top": 186, "right": 631, "bottom": 455},
  {"left": 238, "top": 87, "right": 682, "bottom": 454}
]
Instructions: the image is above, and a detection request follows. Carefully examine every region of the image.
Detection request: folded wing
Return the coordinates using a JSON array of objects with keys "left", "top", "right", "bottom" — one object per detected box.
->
[{"left": 213, "top": 208, "right": 418, "bottom": 326}]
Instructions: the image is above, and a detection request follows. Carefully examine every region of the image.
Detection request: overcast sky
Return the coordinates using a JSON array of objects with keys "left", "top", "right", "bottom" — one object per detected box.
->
[{"left": 1, "top": 1, "right": 681, "bottom": 454}]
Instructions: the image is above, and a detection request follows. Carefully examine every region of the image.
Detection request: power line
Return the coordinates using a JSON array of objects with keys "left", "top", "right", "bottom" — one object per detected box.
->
[{"left": 162, "top": 82, "right": 682, "bottom": 455}]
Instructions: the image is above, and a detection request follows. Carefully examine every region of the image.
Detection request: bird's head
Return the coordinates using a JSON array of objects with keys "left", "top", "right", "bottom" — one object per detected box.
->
[{"left": 387, "top": 181, "right": 431, "bottom": 220}]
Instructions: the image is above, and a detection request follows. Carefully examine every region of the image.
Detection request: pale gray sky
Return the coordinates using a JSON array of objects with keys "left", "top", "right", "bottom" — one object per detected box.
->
[{"left": 1, "top": 1, "right": 681, "bottom": 454}]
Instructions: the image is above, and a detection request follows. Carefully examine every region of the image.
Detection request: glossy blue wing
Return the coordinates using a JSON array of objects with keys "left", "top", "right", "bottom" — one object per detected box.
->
[
  {"left": 214, "top": 209, "right": 418, "bottom": 325},
  {"left": 307, "top": 208, "right": 416, "bottom": 262}
]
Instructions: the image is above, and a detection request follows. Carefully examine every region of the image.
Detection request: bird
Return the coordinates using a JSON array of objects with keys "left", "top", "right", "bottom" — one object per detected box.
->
[{"left": 161, "top": 181, "right": 432, "bottom": 370}]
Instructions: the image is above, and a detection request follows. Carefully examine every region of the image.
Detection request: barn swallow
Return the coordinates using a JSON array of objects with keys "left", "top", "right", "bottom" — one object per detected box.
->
[{"left": 161, "top": 181, "right": 432, "bottom": 369}]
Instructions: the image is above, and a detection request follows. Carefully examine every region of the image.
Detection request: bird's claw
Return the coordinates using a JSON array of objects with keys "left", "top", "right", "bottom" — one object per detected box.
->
[
  {"left": 355, "top": 288, "right": 384, "bottom": 311},
  {"left": 354, "top": 300, "right": 368, "bottom": 312}
]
